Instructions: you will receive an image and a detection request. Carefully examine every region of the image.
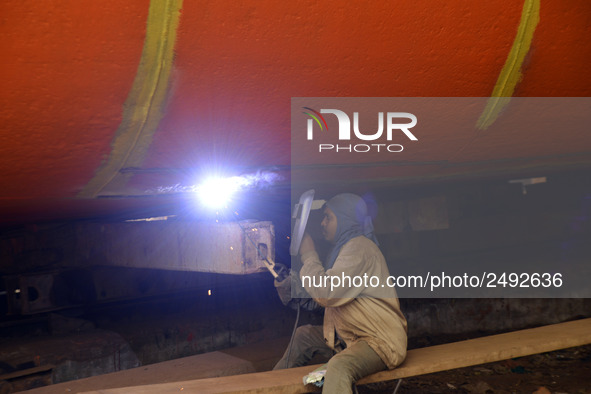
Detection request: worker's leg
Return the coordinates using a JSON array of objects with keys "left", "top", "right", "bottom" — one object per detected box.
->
[
  {"left": 322, "top": 340, "right": 386, "bottom": 394},
  {"left": 273, "top": 324, "right": 334, "bottom": 369}
]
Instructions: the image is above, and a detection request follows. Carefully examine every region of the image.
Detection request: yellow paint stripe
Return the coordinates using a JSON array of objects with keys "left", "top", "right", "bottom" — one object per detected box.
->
[
  {"left": 78, "top": 0, "right": 183, "bottom": 198},
  {"left": 476, "top": 0, "right": 540, "bottom": 130}
]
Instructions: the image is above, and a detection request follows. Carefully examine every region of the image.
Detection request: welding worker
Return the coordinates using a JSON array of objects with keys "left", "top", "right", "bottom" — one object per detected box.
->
[{"left": 273, "top": 193, "right": 407, "bottom": 394}]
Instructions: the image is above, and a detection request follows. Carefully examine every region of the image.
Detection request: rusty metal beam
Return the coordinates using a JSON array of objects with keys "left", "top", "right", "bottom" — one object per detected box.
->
[{"left": 75, "top": 220, "right": 274, "bottom": 275}]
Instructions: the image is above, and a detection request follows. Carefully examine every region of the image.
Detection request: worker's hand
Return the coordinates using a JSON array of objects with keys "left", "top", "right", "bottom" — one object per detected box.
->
[
  {"left": 299, "top": 232, "right": 316, "bottom": 256},
  {"left": 274, "top": 271, "right": 292, "bottom": 306}
]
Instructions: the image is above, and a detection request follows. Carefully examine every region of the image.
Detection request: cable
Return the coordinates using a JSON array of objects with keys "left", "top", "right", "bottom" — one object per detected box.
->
[{"left": 285, "top": 301, "right": 301, "bottom": 368}]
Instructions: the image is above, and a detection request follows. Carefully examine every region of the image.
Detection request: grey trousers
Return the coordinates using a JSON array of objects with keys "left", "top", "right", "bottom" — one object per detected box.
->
[{"left": 273, "top": 324, "right": 387, "bottom": 394}]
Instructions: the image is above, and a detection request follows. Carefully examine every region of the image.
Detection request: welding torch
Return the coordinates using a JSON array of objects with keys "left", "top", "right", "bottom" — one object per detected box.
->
[{"left": 257, "top": 243, "right": 288, "bottom": 281}]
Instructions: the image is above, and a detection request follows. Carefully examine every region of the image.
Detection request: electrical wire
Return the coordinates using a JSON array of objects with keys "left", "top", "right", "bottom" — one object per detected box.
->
[
  {"left": 284, "top": 302, "right": 301, "bottom": 368},
  {"left": 393, "top": 378, "right": 403, "bottom": 394}
]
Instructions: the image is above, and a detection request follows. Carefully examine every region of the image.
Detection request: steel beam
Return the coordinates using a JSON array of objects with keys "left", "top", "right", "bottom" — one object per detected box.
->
[{"left": 75, "top": 220, "right": 274, "bottom": 274}]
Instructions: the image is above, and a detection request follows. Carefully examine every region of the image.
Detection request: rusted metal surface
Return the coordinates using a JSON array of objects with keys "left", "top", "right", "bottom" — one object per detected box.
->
[{"left": 75, "top": 220, "right": 274, "bottom": 274}]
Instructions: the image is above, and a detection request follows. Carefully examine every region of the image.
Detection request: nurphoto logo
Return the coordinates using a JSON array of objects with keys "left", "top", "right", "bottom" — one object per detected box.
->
[{"left": 303, "top": 107, "right": 418, "bottom": 153}]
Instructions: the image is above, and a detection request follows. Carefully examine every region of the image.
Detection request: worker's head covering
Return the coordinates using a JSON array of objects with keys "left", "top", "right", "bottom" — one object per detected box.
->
[{"left": 325, "top": 193, "right": 379, "bottom": 269}]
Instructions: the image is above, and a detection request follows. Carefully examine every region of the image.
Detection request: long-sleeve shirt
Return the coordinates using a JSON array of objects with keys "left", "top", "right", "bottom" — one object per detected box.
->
[{"left": 299, "top": 235, "right": 407, "bottom": 369}]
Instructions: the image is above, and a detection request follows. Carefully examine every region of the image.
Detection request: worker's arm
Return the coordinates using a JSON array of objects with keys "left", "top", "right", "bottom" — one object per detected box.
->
[
  {"left": 298, "top": 234, "right": 372, "bottom": 307},
  {"left": 274, "top": 273, "right": 321, "bottom": 311}
]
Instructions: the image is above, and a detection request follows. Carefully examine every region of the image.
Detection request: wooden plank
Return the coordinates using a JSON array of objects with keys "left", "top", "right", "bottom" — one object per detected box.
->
[
  {"left": 81, "top": 318, "right": 591, "bottom": 394},
  {"left": 358, "top": 317, "right": 591, "bottom": 385},
  {"left": 24, "top": 352, "right": 257, "bottom": 394},
  {"left": 0, "top": 364, "right": 54, "bottom": 381}
]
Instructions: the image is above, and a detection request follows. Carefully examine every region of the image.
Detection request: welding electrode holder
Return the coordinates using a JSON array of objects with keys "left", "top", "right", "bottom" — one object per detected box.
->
[
  {"left": 256, "top": 241, "right": 288, "bottom": 281},
  {"left": 267, "top": 259, "right": 289, "bottom": 281}
]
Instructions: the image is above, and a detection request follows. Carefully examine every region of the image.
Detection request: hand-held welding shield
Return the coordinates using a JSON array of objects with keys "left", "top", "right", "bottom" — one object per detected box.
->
[{"left": 290, "top": 190, "right": 326, "bottom": 256}]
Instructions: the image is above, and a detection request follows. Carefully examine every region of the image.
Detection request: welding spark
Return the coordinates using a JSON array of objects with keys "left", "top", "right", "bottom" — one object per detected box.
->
[
  {"left": 146, "top": 171, "right": 284, "bottom": 210},
  {"left": 197, "top": 176, "right": 247, "bottom": 209}
]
